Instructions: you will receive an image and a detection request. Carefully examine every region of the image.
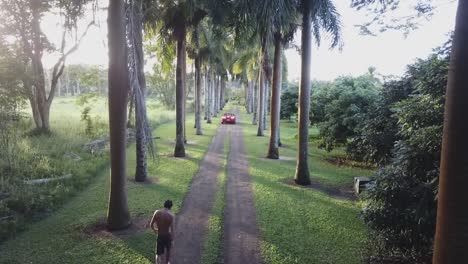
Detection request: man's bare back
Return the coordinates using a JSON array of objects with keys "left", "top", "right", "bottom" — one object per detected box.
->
[
  {"left": 150, "top": 200, "right": 175, "bottom": 264},
  {"left": 153, "top": 209, "right": 174, "bottom": 235}
]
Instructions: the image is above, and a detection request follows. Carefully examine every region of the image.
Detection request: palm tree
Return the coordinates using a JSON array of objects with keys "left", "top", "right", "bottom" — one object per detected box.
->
[
  {"left": 266, "top": 0, "right": 298, "bottom": 159},
  {"left": 147, "top": 3, "right": 187, "bottom": 157},
  {"left": 127, "top": 0, "right": 154, "bottom": 182},
  {"left": 174, "top": 21, "right": 187, "bottom": 157},
  {"left": 433, "top": 1, "right": 468, "bottom": 262},
  {"left": 231, "top": 45, "right": 260, "bottom": 125},
  {"left": 194, "top": 47, "right": 203, "bottom": 135},
  {"left": 107, "top": 0, "right": 131, "bottom": 230},
  {"left": 187, "top": 24, "right": 205, "bottom": 135},
  {"left": 146, "top": 0, "right": 211, "bottom": 157},
  {"left": 294, "top": 0, "right": 342, "bottom": 185},
  {"left": 267, "top": 33, "right": 283, "bottom": 158}
]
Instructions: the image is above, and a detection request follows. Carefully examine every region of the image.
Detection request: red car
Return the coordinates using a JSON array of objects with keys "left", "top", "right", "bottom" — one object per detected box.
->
[{"left": 221, "top": 113, "right": 236, "bottom": 124}]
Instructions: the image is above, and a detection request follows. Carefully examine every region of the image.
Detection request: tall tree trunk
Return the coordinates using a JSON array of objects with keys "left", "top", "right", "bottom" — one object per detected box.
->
[
  {"left": 107, "top": 0, "right": 131, "bottom": 230},
  {"left": 195, "top": 56, "right": 203, "bottom": 135},
  {"left": 248, "top": 81, "right": 254, "bottom": 113},
  {"left": 220, "top": 78, "right": 225, "bottom": 110},
  {"left": 252, "top": 76, "right": 258, "bottom": 125},
  {"left": 207, "top": 69, "right": 212, "bottom": 124},
  {"left": 174, "top": 25, "right": 186, "bottom": 157},
  {"left": 433, "top": 2, "right": 468, "bottom": 263},
  {"left": 131, "top": 0, "right": 149, "bottom": 182},
  {"left": 257, "top": 36, "right": 268, "bottom": 135},
  {"left": 127, "top": 92, "right": 134, "bottom": 128},
  {"left": 277, "top": 108, "right": 282, "bottom": 147},
  {"left": 183, "top": 43, "right": 187, "bottom": 144},
  {"left": 257, "top": 70, "right": 265, "bottom": 136},
  {"left": 267, "top": 34, "right": 282, "bottom": 159},
  {"left": 263, "top": 79, "right": 268, "bottom": 130},
  {"left": 245, "top": 82, "right": 249, "bottom": 113},
  {"left": 135, "top": 93, "right": 148, "bottom": 182},
  {"left": 193, "top": 62, "right": 197, "bottom": 129},
  {"left": 204, "top": 71, "right": 208, "bottom": 120},
  {"left": 213, "top": 75, "right": 218, "bottom": 117},
  {"left": 294, "top": 0, "right": 312, "bottom": 186}
]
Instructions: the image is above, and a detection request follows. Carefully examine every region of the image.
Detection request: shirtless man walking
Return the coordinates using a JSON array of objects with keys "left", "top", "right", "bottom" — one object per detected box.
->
[{"left": 150, "top": 200, "right": 175, "bottom": 264}]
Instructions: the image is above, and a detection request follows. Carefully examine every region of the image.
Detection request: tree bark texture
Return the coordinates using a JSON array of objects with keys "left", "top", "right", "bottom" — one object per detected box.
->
[
  {"left": 174, "top": 25, "right": 186, "bottom": 157},
  {"left": 213, "top": 76, "right": 218, "bottom": 117},
  {"left": 183, "top": 43, "right": 187, "bottom": 144},
  {"left": 433, "top": 1, "right": 468, "bottom": 263},
  {"left": 204, "top": 71, "right": 208, "bottom": 120},
  {"left": 252, "top": 77, "right": 258, "bottom": 125},
  {"left": 207, "top": 69, "right": 213, "bottom": 124},
  {"left": 195, "top": 56, "right": 203, "bottom": 135},
  {"left": 107, "top": 0, "right": 131, "bottom": 230},
  {"left": 257, "top": 69, "right": 265, "bottom": 136},
  {"left": 129, "top": 0, "right": 150, "bottom": 182},
  {"left": 267, "top": 35, "right": 282, "bottom": 159},
  {"left": 294, "top": 0, "right": 312, "bottom": 186}
]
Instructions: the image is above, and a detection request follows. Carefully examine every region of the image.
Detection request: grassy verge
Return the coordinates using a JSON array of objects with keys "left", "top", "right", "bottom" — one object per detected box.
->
[
  {"left": 0, "top": 111, "right": 220, "bottom": 263},
  {"left": 277, "top": 119, "right": 373, "bottom": 187},
  {"left": 240, "top": 109, "right": 371, "bottom": 264},
  {"left": 0, "top": 97, "right": 175, "bottom": 241},
  {"left": 200, "top": 131, "right": 230, "bottom": 264}
]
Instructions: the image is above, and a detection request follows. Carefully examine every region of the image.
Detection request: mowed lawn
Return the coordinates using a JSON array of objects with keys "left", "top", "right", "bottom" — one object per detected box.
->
[
  {"left": 240, "top": 110, "right": 371, "bottom": 264},
  {"left": 0, "top": 100, "right": 220, "bottom": 263}
]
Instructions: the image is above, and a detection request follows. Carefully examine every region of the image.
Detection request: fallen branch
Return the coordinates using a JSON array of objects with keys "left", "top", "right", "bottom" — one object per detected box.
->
[
  {"left": 25, "top": 174, "right": 73, "bottom": 185},
  {"left": 0, "top": 215, "right": 14, "bottom": 221}
]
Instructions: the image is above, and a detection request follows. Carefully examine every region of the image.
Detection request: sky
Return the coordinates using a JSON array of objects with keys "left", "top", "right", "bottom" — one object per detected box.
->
[{"left": 43, "top": 0, "right": 458, "bottom": 82}]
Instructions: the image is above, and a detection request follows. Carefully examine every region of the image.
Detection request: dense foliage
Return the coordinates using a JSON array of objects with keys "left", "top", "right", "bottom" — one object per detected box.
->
[
  {"left": 311, "top": 75, "right": 380, "bottom": 151},
  {"left": 280, "top": 85, "right": 298, "bottom": 120},
  {"left": 147, "top": 63, "right": 177, "bottom": 109},
  {"left": 362, "top": 46, "right": 449, "bottom": 262}
]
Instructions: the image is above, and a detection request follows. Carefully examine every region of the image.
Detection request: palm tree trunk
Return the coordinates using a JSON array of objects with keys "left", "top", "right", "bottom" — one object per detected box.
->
[
  {"left": 249, "top": 80, "right": 254, "bottom": 113},
  {"left": 220, "top": 78, "right": 225, "bottom": 110},
  {"left": 213, "top": 76, "right": 218, "bottom": 117},
  {"left": 433, "top": 1, "right": 468, "bottom": 262},
  {"left": 267, "top": 34, "right": 282, "bottom": 159},
  {"left": 252, "top": 76, "right": 258, "bottom": 125},
  {"left": 294, "top": 0, "right": 312, "bottom": 185},
  {"left": 263, "top": 79, "right": 268, "bottom": 130},
  {"left": 244, "top": 81, "right": 250, "bottom": 114},
  {"left": 132, "top": 0, "right": 149, "bottom": 182},
  {"left": 204, "top": 70, "right": 208, "bottom": 120},
  {"left": 183, "top": 44, "right": 187, "bottom": 144},
  {"left": 174, "top": 25, "right": 186, "bottom": 157},
  {"left": 107, "top": 0, "right": 131, "bottom": 230},
  {"left": 207, "top": 68, "right": 212, "bottom": 124},
  {"left": 257, "top": 69, "right": 265, "bottom": 136},
  {"left": 195, "top": 56, "right": 203, "bottom": 135}
]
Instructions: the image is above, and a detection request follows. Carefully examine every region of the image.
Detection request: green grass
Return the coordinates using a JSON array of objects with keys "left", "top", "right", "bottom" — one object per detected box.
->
[
  {"left": 200, "top": 131, "right": 230, "bottom": 264},
  {"left": 0, "top": 97, "right": 175, "bottom": 241},
  {"left": 277, "top": 120, "right": 373, "bottom": 187},
  {"left": 0, "top": 100, "right": 220, "bottom": 263},
  {"left": 240, "top": 109, "right": 371, "bottom": 264}
]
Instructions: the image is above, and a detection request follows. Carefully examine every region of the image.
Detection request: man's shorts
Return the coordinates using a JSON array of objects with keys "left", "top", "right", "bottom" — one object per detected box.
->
[{"left": 156, "top": 233, "right": 172, "bottom": 256}]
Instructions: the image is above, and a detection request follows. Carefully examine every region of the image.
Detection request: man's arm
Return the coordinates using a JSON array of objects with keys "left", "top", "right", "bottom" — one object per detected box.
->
[
  {"left": 170, "top": 213, "right": 175, "bottom": 238},
  {"left": 150, "top": 211, "right": 158, "bottom": 234}
]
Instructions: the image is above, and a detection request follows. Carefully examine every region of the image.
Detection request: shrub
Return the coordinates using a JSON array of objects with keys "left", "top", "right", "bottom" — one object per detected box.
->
[
  {"left": 280, "top": 85, "right": 298, "bottom": 120},
  {"left": 362, "top": 47, "right": 449, "bottom": 262},
  {"left": 311, "top": 75, "right": 381, "bottom": 151}
]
